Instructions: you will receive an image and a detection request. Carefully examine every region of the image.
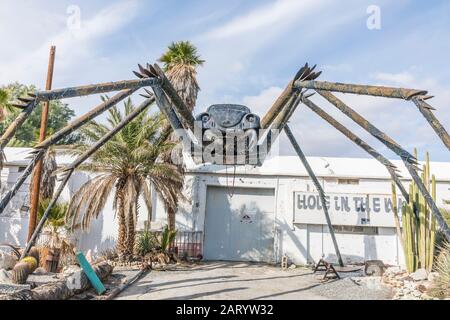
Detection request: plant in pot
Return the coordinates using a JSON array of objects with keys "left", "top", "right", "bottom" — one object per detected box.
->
[{"left": 37, "top": 199, "right": 75, "bottom": 272}]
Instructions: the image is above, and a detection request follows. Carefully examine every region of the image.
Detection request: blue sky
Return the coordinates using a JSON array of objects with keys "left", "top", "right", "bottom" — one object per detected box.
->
[{"left": 1, "top": 0, "right": 449, "bottom": 161}]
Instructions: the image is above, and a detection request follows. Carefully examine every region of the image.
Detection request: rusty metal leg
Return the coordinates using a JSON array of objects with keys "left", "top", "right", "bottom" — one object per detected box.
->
[
  {"left": 284, "top": 125, "right": 344, "bottom": 267},
  {"left": 0, "top": 90, "right": 136, "bottom": 215},
  {"left": 0, "top": 149, "right": 45, "bottom": 214},
  {"left": 412, "top": 97, "right": 450, "bottom": 151},
  {"left": 21, "top": 96, "right": 156, "bottom": 258},
  {"left": 295, "top": 80, "right": 427, "bottom": 100},
  {"left": 20, "top": 170, "right": 73, "bottom": 260},
  {"left": 300, "top": 97, "right": 409, "bottom": 201},
  {"left": 316, "top": 91, "right": 450, "bottom": 242}
]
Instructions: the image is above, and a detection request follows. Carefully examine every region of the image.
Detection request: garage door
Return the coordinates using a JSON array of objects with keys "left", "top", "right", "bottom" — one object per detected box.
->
[{"left": 204, "top": 186, "right": 275, "bottom": 263}]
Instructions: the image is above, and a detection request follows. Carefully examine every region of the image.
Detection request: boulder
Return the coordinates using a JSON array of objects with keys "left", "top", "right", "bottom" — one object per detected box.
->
[
  {"left": 0, "top": 252, "right": 17, "bottom": 270},
  {"left": 0, "top": 269, "right": 11, "bottom": 284}
]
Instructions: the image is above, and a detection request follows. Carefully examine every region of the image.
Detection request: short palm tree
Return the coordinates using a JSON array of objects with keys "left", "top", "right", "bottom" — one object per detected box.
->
[
  {"left": 158, "top": 41, "right": 204, "bottom": 230},
  {"left": 65, "top": 98, "right": 184, "bottom": 260}
]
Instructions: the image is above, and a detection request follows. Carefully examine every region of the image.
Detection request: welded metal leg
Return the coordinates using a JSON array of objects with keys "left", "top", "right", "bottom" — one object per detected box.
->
[
  {"left": 284, "top": 125, "right": 344, "bottom": 267},
  {"left": 300, "top": 97, "right": 409, "bottom": 201},
  {"left": 412, "top": 97, "right": 450, "bottom": 151},
  {"left": 20, "top": 97, "right": 156, "bottom": 258},
  {"left": 0, "top": 149, "right": 45, "bottom": 214},
  {"left": 316, "top": 91, "right": 450, "bottom": 242},
  {"left": 21, "top": 170, "right": 73, "bottom": 260}
]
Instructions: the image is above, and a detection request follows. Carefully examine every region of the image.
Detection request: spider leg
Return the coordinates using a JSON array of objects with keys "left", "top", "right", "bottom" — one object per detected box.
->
[
  {"left": 20, "top": 96, "right": 156, "bottom": 259},
  {"left": 0, "top": 89, "right": 136, "bottom": 214},
  {"left": 295, "top": 80, "right": 427, "bottom": 100},
  {"left": 315, "top": 91, "right": 450, "bottom": 242},
  {"left": 284, "top": 125, "right": 344, "bottom": 267},
  {"left": 300, "top": 96, "right": 409, "bottom": 201},
  {"left": 261, "top": 63, "right": 321, "bottom": 129},
  {"left": 411, "top": 97, "right": 450, "bottom": 150}
]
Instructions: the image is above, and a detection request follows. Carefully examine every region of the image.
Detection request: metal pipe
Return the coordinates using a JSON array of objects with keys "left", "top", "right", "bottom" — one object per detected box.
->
[
  {"left": 152, "top": 85, "right": 184, "bottom": 132},
  {"left": 21, "top": 170, "right": 73, "bottom": 260},
  {"left": 284, "top": 125, "right": 344, "bottom": 267},
  {"left": 412, "top": 97, "right": 450, "bottom": 151},
  {"left": 316, "top": 90, "right": 418, "bottom": 166},
  {"left": 300, "top": 97, "right": 409, "bottom": 201},
  {"left": 296, "top": 80, "right": 427, "bottom": 100},
  {"left": 35, "top": 78, "right": 158, "bottom": 102},
  {"left": 152, "top": 64, "right": 195, "bottom": 131},
  {"left": 0, "top": 150, "right": 46, "bottom": 214},
  {"left": 28, "top": 46, "right": 56, "bottom": 241},
  {"left": 261, "top": 81, "right": 295, "bottom": 129},
  {"left": 21, "top": 96, "right": 156, "bottom": 258},
  {"left": 0, "top": 100, "right": 38, "bottom": 149},
  {"left": 0, "top": 90, "right": 135, "bottom": 214},
  {"left": 35, "top": 89, "right": 135, "bottom": 150},
  {"left": 316, "top": 91, "right": 450, "bottom": 242}
]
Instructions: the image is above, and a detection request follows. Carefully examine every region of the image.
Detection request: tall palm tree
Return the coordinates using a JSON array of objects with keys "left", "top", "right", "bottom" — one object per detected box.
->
[
  {"left": 158, "top": 41, "right": 204, "bottom": 230},
  {"left": 65, "top": 98, "right": 184, "bottom": 261},
  {"left": 158, "top": 41, "right": 204, "bottom": 112}
]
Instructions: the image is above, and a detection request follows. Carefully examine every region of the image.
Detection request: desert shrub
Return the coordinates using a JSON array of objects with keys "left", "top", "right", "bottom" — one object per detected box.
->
[{"left": 430, "top": 242, "right": 450, "bottom": 298}]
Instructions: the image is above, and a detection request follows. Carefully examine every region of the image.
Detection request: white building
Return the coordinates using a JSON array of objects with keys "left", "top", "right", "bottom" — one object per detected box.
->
[{"left": 1, "top": 147, "right": 449, "bottom": 266}]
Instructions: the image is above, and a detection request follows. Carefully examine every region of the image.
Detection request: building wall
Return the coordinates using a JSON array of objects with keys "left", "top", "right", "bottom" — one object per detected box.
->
[
  {"left": 153, "top": 171, "right": 450, "bottom": 266},
  {"left": 1, "top": 155, "right": 449, "bottom": 266}
]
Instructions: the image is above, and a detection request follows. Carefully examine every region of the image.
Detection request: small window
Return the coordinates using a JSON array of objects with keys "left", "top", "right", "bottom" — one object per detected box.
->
[
  {"left": 338, "top": 179, "right": 360, "bottom": 185},
  {"left": 334, "top": 225, "right": 378, "bottom": 235}
]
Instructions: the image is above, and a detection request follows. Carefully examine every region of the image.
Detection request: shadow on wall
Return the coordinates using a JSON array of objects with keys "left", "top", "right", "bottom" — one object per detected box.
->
[{"left": 66, "top": 172, "right": 116, "bottom": 255}]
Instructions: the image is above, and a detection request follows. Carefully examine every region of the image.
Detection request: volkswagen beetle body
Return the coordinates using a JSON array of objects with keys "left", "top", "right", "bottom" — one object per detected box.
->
[{"left": 194, "top": 104, "right": 261, "bottom": 165}]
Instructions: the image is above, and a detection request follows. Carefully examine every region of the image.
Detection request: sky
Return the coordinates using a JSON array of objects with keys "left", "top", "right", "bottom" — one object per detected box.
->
[{"left": 1, "top": 0, "right": 449, "bottom": 161}]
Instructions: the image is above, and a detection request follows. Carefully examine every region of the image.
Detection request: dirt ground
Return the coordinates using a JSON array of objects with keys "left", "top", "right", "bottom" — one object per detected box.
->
[{"left": 116, "top": 261, "right": 393, "bottom": 300}]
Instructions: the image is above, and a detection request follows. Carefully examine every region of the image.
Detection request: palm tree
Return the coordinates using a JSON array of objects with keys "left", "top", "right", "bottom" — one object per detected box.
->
[
  {"left": 0, "top": 89, "right": 9, "bottom": 121},
  {"left": 158, "top": 41, "right": 204, "bottom": 112},
  {"left": 158, "top": 41, "right": 204, "bottom": 230},
  {"left": 65, "top": 98, "right": 184, "bottom": 261}
]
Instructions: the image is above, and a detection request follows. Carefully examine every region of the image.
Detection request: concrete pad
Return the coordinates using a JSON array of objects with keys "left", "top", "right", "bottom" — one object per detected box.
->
[{"left": 116, "top": 262, "right": 393, "bottom": 300}]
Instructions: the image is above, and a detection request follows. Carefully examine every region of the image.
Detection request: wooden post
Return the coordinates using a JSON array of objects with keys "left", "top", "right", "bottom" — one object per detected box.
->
[{"left": 27, "top": 46, "right": 56, "bottom": 241}]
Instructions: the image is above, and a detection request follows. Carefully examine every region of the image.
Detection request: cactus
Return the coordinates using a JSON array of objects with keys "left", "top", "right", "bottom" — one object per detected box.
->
[
  {"left": 10, "top": 252, "right": 39, "bottom": 284},
  {"left": 393, "top": 150, "right": 437, "bottom": 273}
]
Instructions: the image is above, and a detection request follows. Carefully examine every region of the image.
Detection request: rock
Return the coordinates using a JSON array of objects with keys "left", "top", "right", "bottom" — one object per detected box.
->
[
  {"left": 0, "top": 252, "right": 17, "bottom": 270},
  {"left": 365, "top": 260, "right": 386, "bottom": 276},
  {"left": 34, "top": 267, "right": 48, "bottom": 275},
  {"left": 289, "top": 264, "right": 297, "bottom": 269},
  {"left": 63, "top": 265, "right": 81, "bottom": 275},
  {"left": 410, "top": 268, "right": 428, "bottom": 281},
  {"left": 0, "top": 269, "right": 11, "bottom": 284}
]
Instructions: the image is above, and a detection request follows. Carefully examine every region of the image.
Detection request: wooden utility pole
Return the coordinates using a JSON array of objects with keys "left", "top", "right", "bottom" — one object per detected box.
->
[{"left": 27, "top": 46, "right": 56, "bottom": 241}]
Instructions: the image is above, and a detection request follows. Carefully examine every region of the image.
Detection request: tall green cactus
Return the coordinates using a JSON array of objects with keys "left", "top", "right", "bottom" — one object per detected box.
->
[{"left": 392, "top": 150, "right": 437, "bottom": 273}]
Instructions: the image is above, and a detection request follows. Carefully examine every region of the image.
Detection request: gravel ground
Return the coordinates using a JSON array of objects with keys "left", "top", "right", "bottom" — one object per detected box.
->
[{"left": 116, "top": 262, "right": 394, "bottom": 300}]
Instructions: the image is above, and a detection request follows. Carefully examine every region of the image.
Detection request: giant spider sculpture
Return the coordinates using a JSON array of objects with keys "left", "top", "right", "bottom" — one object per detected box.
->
[{"left": 0, "top": 62, "right": 449, "bottom": 265}]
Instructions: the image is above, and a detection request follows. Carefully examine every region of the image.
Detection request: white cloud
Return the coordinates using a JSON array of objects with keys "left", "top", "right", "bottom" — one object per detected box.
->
[
  {"left": 201, "top": 0, "right": 330, "bottom": 40},
  {"left": 242, "top": 86, "right": 283, "bottom": 115},
  {"left": 0, "top": 1, "right": 140, "bottom": 86}
]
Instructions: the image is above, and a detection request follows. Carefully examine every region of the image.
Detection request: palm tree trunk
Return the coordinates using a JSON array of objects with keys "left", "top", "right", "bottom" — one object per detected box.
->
[
  {"left": 116, "top": 188, "right": 127, "bottom": 261},
  {"left": 125, "top": 200, "right": 137, "bottom": 258},
  {"left": 168, "top": 207, "right": 176, "bottom": 231}
]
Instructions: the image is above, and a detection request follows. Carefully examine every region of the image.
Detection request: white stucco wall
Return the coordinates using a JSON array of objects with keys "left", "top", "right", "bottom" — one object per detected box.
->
[{"left": 1, "top": 148, "right": 449, "bottom": 266}]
